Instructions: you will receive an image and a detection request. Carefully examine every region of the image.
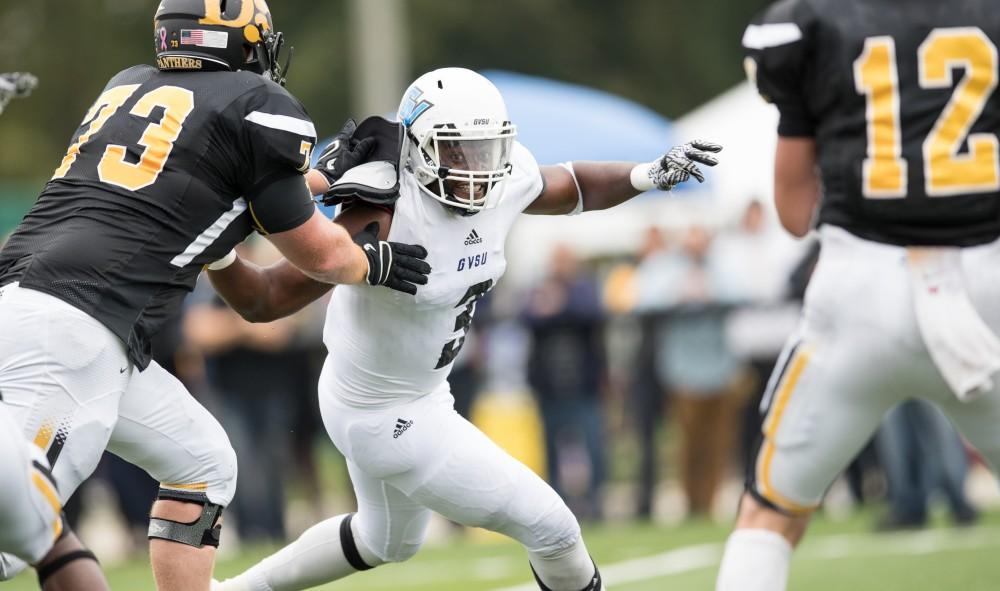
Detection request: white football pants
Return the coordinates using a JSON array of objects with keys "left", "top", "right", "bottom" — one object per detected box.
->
[
  {"left": 0, "top": 283, "right": 237, "bottom": 577},
  {"left": 750, "top": 226, "right": 1000, "bottom": 513},
  {"left": 0, "top": 404, "right": 62, "bottom": 564},
  {"left": 319, "top": 359, "right": 584, "bottom": 564}
]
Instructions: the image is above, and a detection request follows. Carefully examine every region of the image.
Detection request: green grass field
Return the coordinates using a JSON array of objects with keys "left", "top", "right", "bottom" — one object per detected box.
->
[{"left": 9, "top": 511, "right": 1000, "bottom": 590}]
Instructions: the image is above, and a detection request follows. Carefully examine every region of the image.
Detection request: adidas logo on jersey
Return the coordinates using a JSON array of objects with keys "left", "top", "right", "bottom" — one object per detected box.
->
[
  {"left": 464, "top": 229, "right": 483, "bottom": 246},
  {"left": 393, "top": 418, "right": 414, "bottom": 439}
]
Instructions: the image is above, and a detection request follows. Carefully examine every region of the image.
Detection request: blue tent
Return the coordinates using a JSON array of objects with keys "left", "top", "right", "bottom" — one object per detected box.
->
[{"left": 481, "top": 70, "right": 674, "bottom": 165}]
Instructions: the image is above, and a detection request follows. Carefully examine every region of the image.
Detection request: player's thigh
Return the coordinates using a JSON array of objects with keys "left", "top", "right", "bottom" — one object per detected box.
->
[
  {"left": 928, "top": 240, "right": 1000, "bottom": 474},
  {"left": 935, "top": 390, "right": 1000, "bottom": 474},
  {"left": 322, "top": 388, "right": 580, "bottom": 555},
  {"left": 0, "top": 407, "right": 61, "bottom": 565},
  {"left": 347, "top": 460, "right": 431, "bottom": 563},
  {"left": 108, "top": 361, "right": 237, "bottom": 506},
  {"left": 751, "top": 332, "right": 904, "bottom": 513},
  {"left": 395, "top": 412, "right": 581, "bottom": 556},
  {"left": 0, "top": 284, "right": 130, "bottom": 501},
  {"left": 963, "top": 236, "right": 1000, "bottom": 331}
]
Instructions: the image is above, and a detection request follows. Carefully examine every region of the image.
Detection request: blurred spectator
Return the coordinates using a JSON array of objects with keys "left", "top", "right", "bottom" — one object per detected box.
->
[
  {"left": 285, "top": 298, "right": 333, "bottom": 525},
  {"left": 184, "top": 240, "right": 320, "bottom": 542},
  {"left": 523, "top": 245, "right": 607, "bottom": 520},
  {"left": 716, "top": 200, "right": 806, "bottom": 473},
  {"left": 876, "top": 399, "right": 978, "bottom": 529},
  {"left": 617, "top": 227, "right": 671, "bottom": 519},
  {"left": 714, "top": 200, "right": 804, "bottom": 303},
  {"left": 636, "top": 225, "right": 747, "bottom": 517}
]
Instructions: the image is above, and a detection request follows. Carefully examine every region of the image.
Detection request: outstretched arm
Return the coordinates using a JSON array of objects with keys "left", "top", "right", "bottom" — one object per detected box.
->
[
  {"left": 525, "top": 141, "right": 722, "bottom": 215},
  {"left": 526, "top": 162, "right": 637, "bottom": 215}
]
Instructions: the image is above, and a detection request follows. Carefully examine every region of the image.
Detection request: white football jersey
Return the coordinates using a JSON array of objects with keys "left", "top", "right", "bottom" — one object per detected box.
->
[{"left": 323, "top": 142, "right": 545, "bottom": 407}]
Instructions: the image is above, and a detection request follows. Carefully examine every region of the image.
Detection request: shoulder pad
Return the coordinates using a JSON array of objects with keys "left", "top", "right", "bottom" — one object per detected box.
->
[{"left": 326, "top": 161, "right": 399, "bottom": 206}]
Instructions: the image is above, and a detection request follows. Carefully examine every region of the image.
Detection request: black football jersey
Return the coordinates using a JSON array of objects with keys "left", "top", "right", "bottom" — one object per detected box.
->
[
  {"left": 0, "top": 65, "right": 318, "bottom": 369},
  {"left": 744, "top": 0, "right": 1000, "bottom": 246}
]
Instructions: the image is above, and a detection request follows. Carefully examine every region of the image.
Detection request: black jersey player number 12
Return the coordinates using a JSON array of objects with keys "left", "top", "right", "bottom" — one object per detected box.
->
[
  {"left": 855, "top": 27, "right": 999, "bottom": 199},
  {"left": 51, "top": 84, "right": 195, "bottom": 191}
]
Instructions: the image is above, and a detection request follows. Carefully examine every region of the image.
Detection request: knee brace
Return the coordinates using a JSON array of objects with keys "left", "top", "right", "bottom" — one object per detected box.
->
[{"left": 147, "top": 488, "right": 224, "bottom": 548}]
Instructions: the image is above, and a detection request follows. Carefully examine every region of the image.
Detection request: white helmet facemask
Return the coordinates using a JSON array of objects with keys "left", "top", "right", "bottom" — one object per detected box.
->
[
  {"left": 416, "top": 124, "right": 515, "bottom": 211},
  {"left": 398, "top": 68, "right": 517, "bottom": 214}
]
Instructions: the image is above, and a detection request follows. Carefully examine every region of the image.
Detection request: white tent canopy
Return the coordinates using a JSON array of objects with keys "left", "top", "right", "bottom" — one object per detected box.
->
[
  {"left": 504, "top": 82, "right": 781, "bottom": 286},
  {"left": 672, "top": 81, "right": 780, "bottom": 215}
]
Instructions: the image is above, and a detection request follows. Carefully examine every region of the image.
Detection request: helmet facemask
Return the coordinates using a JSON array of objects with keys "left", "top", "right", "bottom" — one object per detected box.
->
[
  {"left": 414, "top": 123, "right": 516, "bottom": 213},
  {"left": 250, "top": 27, "right": 293, "bottom": 86}
]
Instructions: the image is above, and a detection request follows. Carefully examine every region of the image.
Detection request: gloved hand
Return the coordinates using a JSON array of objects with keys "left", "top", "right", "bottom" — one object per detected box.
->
[
  {"left": 632, "top": 140, "right": 723, "bottom": 192},
  {"left": 0, "top": 73, "right": 38, "bottom": 116},
  {"left": 315, "top": 119, "right": 378, "bottom": 189},
  {"left": 0, "top": 72, "right": 37, "bottom": 97},
  {"left": 352, "top": 222, "right": 431, "bottom": 295}
]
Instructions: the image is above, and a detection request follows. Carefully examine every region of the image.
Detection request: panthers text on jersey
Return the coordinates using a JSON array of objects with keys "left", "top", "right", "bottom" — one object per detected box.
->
[
  {"left": 322, "top": 142, "right": 544, "bottom": 407},
  {"left": 743, "top": 0, "right": 1000, "bottom": 246},
  {"left": 0, "top": 65, "right": 317, "bottom": 368}
]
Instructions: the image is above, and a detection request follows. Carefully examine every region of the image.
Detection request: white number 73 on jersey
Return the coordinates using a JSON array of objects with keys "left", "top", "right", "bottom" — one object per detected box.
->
[{"left": 855, "top": 27, "right": 998, "bottom": 198}]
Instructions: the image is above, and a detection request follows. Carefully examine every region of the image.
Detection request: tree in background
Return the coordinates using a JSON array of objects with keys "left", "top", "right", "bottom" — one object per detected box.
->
[{"left": 0, "top": 0, "right": 769, "bottom": 188}]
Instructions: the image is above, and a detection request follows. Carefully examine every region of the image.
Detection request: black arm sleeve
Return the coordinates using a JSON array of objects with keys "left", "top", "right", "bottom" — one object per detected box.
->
[
  {"left": 246, "top": 173, "right": 316, "bottom": 234},
  {"left": 238, "top": 81, "right": 318, "bottom": 233}
]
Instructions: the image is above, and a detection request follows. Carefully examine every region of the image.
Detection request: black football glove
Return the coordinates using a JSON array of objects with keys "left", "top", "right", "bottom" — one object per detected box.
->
[
  {"left": 353, "top": 222, "right": 431, "bottom": 295},
  {"left": 648, "top": 140, "right": 723, "bottom": 190},
  {"left": 315, "top": 119, "right": 378, "bottom": 189}
]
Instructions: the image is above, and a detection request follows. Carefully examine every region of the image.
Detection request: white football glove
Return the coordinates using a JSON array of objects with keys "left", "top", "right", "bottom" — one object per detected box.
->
[
  {"left": 0, "top": 72, "right": 38, "bottom": 116},
  {"left": 631, "top": 140, "right": 723, "bottom": 192}
]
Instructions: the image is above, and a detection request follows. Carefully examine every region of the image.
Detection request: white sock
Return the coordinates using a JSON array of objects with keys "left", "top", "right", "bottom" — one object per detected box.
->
[
  {"left": 716, "top": 528, "right": 792, "bottom": 591},
  {"left": 215, "top": 514, "right": 381, "bottom": 591},
  {"left": 529, "top": 537, "right": 600, "bottom": 590}
]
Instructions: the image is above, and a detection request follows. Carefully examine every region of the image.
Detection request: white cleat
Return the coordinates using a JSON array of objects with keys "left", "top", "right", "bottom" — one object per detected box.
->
[{"left": 0, "top": 553, "right": 28, "bottom": 581}]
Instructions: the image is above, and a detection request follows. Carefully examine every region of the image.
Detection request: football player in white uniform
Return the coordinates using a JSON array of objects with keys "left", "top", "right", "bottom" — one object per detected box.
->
[{"left": 209, "top": 67, "right": 720, "bottom": 591}]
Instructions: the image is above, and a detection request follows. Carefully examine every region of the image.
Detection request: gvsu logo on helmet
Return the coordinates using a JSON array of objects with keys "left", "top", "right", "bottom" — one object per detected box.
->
[{"left": 399, "top": 87, "right": 433, "bottom": 126}]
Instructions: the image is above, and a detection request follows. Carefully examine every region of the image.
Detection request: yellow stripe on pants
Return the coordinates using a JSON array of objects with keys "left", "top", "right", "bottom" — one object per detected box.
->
[{"left": 757, "top": 346, "right": 817, "bottom": 515}]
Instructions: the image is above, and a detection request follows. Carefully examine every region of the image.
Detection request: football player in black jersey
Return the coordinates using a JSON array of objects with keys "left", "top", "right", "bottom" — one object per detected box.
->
[
  {"left": 0, "top": 1, "right": 429, "bottom": 590},
  {"left": 718, "top": 1, "right": 1000, "bottom": 589}
]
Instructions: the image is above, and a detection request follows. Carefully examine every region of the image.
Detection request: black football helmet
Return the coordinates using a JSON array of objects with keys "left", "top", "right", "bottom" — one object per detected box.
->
[{"left": 153, "top": 0, "right": 293, "bottom": 85}]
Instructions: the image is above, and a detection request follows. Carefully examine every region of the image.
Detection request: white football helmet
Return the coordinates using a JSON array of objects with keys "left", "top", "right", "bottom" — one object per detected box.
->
[{"left": 397, "top": 68, "right": 517, "bottom": 213}]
